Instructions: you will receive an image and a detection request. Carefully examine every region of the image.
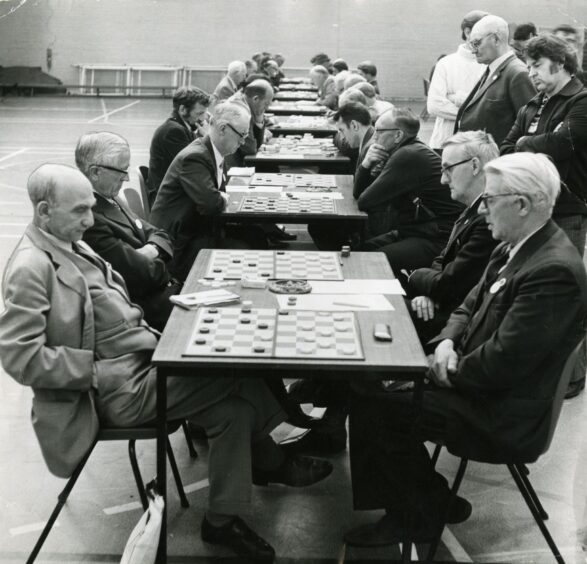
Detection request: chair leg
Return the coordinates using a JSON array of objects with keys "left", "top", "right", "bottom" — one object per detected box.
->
[
  {"left": 166, "top": 438, "right": 189, "bottom": 508},
  {"left": 515, "top": 463, "right": 548, "bottom": 520},
  {"left": 508, "top": 464, "right": 565, "bottom": 564},
  {"left": 128, "top": 439, "right": 149, "bottom": 510},
  {"left": 425, "top": 458, "right": 469, "bottom": 564},
  {"left": 430, "top": 444, "right": 442, "bottom": 468},
  {"left": 182, "top": 420, "right": 199, "bottom": 459},
  {"left": 27, "top": 443, "right": 95, "bottom": 564}
]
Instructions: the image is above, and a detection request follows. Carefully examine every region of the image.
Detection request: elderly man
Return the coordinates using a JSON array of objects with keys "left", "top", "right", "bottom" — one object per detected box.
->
[
  {"left": 357, "top": 108, "right": 464, "bottom": 270},
  {"left": 427, "top": 10, "right": 487, "bottom": 150},
  {"left": 150, "top": 101, "right": 268, "bottom": 282},
  {"left": 0, "top": 164, "right": 332, "bottom": 562},
  {"left": 343, "top": 73, "right": 367, "bottom": 92},
  {"left": 310, "top": 65, "right": 338, "bottom": 109},
  {"left": 213, "top": 61, "right": 247, "bottom": 103},
  {"left": 357, "top": 61, "right": 380, "bottom": 95},
  {"left": 407, "top": 131, "right": 499, "bottom": 342},
  {"left": 77, "top": 132, "right": 179, "bottom": 331},
  {"left": 501, "top": 34, "right": 587, "bottom": 398},
  {"left": 345, "top": 152, "right": 587, "bottom": 546},
  {"left": 353, "top": 82, "right": 394, "bottom": 122},
  {"left": 147, "top": 86, "right": 211, "bottom": 204},
  {"left": 455, "top": 14, "right": 536, "bottom": 145}
]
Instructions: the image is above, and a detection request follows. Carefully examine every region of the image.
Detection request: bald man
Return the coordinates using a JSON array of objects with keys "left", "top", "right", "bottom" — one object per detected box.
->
[
  {"left": 213, "top": 61, "right": 247, "bottom": 102},
  {"left": 455, "top": 14, "right": 535, "bottom": 145}
]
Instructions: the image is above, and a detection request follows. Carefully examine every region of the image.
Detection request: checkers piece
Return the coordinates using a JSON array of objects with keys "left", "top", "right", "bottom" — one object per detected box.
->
[{"left": 237, "top": 195, "right": 336, "bottom": 215}]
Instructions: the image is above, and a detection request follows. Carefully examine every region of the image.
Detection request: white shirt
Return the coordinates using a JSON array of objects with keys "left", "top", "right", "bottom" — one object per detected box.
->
[
  {"left": 427, "top": 44, "right": 486, "bottom": 149},
  {"left": 210, "top": 139, "right": 225, "bottom": 188},
  {"left": 487, "top": 50, "right": 515, "bottom": 76}
]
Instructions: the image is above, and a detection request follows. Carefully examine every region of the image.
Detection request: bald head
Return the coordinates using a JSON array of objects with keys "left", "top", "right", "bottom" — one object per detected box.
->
[
  {"left": 28, "top": 164, "right": 91, "bottom": 207},
  {"left": 470, "top": 15, "right": 510, "bottom": 63}
]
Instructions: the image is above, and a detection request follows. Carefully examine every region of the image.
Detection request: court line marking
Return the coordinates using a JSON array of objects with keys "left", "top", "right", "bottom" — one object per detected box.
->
[
  {"left": 10, "top": 521, "right": 60, "bottom": 536},
  {"left": 441, "top": 527, "right": 473, "bottom": 562},
  {"left": 103, "top": 501, "right": 142, "bottom": 515},
  {"left": 0, "top": 181, "right": 25, "bottom": 192},
  {"left": 474, "top": 546, "right": 579, "bottom": 561},
  {"left": 0, "top": 155, "right": 71, "bottom": 170},
  {"left": 0, "top": 235, "right": 22, "bottom": 239},
  {"left": 100, "top": 98, "right": 108, "bottom": 123},
  {"left": 0, "top": 222, "right": 28, "bottom": 226},
  {"left": 183, "top": 478, "right": 210, "bottom": 493},
  {"left": 0, "top": 148, "right": 27, "bottom": 164},
  {"left": 88, "top": 100, "right": 141, "bottom": 123}
]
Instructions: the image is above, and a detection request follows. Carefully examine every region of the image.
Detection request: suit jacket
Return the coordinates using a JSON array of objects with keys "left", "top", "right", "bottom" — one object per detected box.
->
[
  {"left": 150, "top": 136, "right": 227, "bottom": 278},
  {"left": 0, "top": 225, "right": 156, "bottom": 477},
  {"left": 407, "top": 197, "right": 497, "bottom": 311},
  {"left": 431, "top": 220, "right": 587, "bottom": 462},
  {"left": 456, "top": 54, "right": 535, "bottom": 146},
  {"left": 213, "top": 75, "right": 237, "bottom": 103},
  {"left": 501, "top": 77, "right": 587, "bottom": 216},
  {"left": 147, "top": 111, "right": 195, "bottom": 202},
  {"left": 317, "top": 76, "right": 338, "bottom": 110}
]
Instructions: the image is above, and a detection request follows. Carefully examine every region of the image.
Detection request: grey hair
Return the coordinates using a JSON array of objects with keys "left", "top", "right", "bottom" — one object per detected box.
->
[
  {"left": 484, "top": 153, "right": 560, "bottom": 212},
  {"left": 472, "top": 14, "right": 510, "bottom": 44},
  {"left": 75, "top": 131, "right": 129, "bottom": 176},
  {"left": 310, "top": 65, "right": 329, "bottom": 77},
  {"left": 343, "top": 73, "right": 367, "bottom": 91},
  {"left": 27, "top": 163, "right": 85, "bottom": 206},
  {"left": 442, "top": 130, "right": 499, "bottom": 166},
  {"left": 227, "top": 60, "right": 246, "bottom": 76},
  {"left": 339, "top": 88, "right": 368, "bottom": 106},
  {"left": 213, "top": 100, "right": 251, "bottom": 127}
]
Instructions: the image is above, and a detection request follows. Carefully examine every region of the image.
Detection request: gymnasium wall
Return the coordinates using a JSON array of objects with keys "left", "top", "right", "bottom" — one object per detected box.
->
[{"left": 0, "top": 0, "right": 586, "bottom": 100}]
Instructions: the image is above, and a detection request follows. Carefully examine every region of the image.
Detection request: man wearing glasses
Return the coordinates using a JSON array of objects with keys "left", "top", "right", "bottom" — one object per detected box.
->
[
  {"left": 455, "top": 14, "right": 535, "bottom": 146},
  {"left": 150, "top": 101, "right": 268, "bottom": 282},
  {"left": 77, "top": 131, "right": 180, "bottom": 331},
  {"left": 345, "top": 152, "right": 587, "bottom": 546}
]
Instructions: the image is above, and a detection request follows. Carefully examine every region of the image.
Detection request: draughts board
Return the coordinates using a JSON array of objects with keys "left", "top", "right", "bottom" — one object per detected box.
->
[
  {"left": 238, "top": 195, "right": 336, "bottom": 214},
  {"left": 250, "top": 173, "right": 337, "bottom": 189},
  {"left": 184, "top": 307, "right": 363, "bottom": 360},
  {"left": 205, "top": 250, "right": 344, "bottom": 280}
]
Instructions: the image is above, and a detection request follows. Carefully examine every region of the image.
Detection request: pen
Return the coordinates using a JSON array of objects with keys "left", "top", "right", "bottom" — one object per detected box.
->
[{"left": 332, "top": 301, "right": 369, "bottom": 309}]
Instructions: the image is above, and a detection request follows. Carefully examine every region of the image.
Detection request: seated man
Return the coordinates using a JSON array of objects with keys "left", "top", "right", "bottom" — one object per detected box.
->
[
  {"left": 212, "top": 60, "right": 247, "bottom": 103},
  {"left": 357, "top": 61, "right": 380, "bottom": 95},
  {"left": 332, "top": 58, "right": 349, "bottom": 75},
  {"left": 310, "top": 65, "right": 338, "bottom": 110},
  {"left": 345, "top": 152, "right": 587, "bottom": 546},
  {"left": 147, "top": 86, "right": 211, "bottom": 205},
  {"left": 77, "top": 131, "right": 180, "bottom": 332},
  {"left": 150, "top": 101, "right": 268, "bottom": 282},
  {"left": 353, "top": 82, "right": 394, "bottom": 123},
  {"left": 358, "top": 107, "right": 464, "bottom": 271},
  {"left": 0, "top": 164, "right": 332, "bottom": 562},
  {"left": 343, "top": 73, "right": 367, "bottom": 91},
  {"left": 407, "top": 131, "right": 499, "bottom": 342}
]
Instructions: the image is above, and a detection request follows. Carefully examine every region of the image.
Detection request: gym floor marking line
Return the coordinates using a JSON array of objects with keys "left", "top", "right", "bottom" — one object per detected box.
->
[
  {"left": 103, "top": 501, "right": 143, "bottom": 515},
  {"left": 0, "top": 148, "right": 27, "bottom": 164},
  {"left": 100, "top": 98, "right": 108, "bottom": 123},
  {"left": 87, "top": 100, "right": 141, "bottom": 123},
  {"left": 10, "top": 521, "right": 60, "bottom": 536}
]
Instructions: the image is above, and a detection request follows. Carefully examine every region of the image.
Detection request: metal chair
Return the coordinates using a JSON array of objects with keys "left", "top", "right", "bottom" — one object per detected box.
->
[
  {"left": 420, "top": 343, "right": 581, "bottom": 564},
  {"left": 136, "top": 165, "right": 151, "bottom": 218},
  {"left": 27, "top": 420, "right": 191, "bottom": 564},
  {"left": 420, "top": 78, "right": 430, "bottom": 121}
]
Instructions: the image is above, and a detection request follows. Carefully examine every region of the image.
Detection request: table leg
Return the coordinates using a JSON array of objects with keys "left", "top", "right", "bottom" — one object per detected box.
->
[{"left": 156, "top": 369, "right": 167, "bottom": 563}]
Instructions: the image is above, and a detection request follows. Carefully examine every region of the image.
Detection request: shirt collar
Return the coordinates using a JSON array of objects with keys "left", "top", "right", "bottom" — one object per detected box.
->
[
  {"left": 39, "top": 227, "right": 73, "bottom": 252},
  {"left": 508, "top": 220, "right": 549, "bottom": 261},
  {"left": 210, "top": 139, "right": 224, "bottom": 169},
  {"left": 488, "top": 50, "right": 515, "bottom": 75}
]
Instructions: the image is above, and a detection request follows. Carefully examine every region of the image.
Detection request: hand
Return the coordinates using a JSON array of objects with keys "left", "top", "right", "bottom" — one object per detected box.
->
[
  {"left": 196, "top": 119, "right": 210, "bottom": 137},
  {"left": 362, "top": 143, "right": 389, "bottom": 169},
  {"left": 220, "top": 192, "right": 229, "bottom": 205},
  {"left": 264, "top": 129, "right": 273, "bottom": 143},
  {"left": 430, "top": 339, "right": 457, "bottom": 388},
  {"left": 136, "top": 244, "right": 159, "bottom": 260},
  {"left": 411, "top": 296, "right": 436, "bottom": 321}
]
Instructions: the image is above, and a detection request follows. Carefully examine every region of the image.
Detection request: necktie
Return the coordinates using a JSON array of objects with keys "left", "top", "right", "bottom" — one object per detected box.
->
[
  {"left": 527, "top": 94, "right": 549, "bottom": 135},
  {"left": 476, "top": 67, "right": 491, "bottom": 91},
  {"left": 481, "top": 243, "right": 510, "bottom": 296}
]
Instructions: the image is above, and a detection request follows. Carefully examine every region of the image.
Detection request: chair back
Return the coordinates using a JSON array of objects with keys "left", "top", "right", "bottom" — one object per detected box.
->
[
  {"left": 137, "top": 166, "right": 151, "bottom": 219},
  {"left": 541, "top": 341, "right": 583, "bottom": 454},
  {"left": 423, "top": 78, "right": 430, "bottom": 97},
  {"left": 122, "top": 187, "right": 146, "bottom": 220}
]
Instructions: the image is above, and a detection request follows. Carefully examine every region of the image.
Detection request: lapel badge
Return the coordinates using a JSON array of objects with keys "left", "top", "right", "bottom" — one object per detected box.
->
[
  {"left": 489, "top": 277, "right": 506, "bottom": 294},
  {"left": 135, "top": 219, "right": 143, "bottom": 230}
]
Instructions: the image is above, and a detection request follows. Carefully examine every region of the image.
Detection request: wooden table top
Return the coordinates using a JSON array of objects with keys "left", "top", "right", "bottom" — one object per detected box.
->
[
  {"left": 267, "top": 103, "right": 326, "bottom": 116},
  {"left": 278, "top": 83, "right": 318, "bottom": 92},
  {"left": 274, "top": 91, "right": 318, "bottom": 101},
  {"left": 152, "top": 250, "right": 428, "bottom": 377},
  {"left": 222, "top": 174, "right": 366, "bottom": 223},
  {"left": 280, "top": 77, "right": 314, "bottom": 85},
  {"left": 244, "top": 138, "right": 350, "bottom": 167},
  {"left": 269, "top": 115, "right": 337, "bottom": 137}
]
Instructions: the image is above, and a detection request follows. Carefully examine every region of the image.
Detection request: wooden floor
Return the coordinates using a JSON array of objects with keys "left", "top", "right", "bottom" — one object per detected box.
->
[{"left": 0, "top": 96, "right": 586, "bottom": 564}]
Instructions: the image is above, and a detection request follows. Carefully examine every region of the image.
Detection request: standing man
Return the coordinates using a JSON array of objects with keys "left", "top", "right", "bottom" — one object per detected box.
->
[
  {"left": 310, "top": 65, "right": 338, "bottom": 109},
  {"left": 511, "top": 22, "right": 537, "bottom": 61},
  {"left": 455, "top": 14, "right": 536, "bottom": 146},
  {"left": 427, "top": 10, "right": 488, "bottom": 150},
  {"left": 501, "top": 34, "right": 587, "bottom": 398},
  {"left": 212, "top": 61, "right": 247, "bottom": 103},
  {"left": 150, "top": 101, "right": 267, "bottom": 282},
  {"left": 147, "top": 86, "right": 211, "bottom": 205},
  {"left": 345, "top": 153, "right": 587, "bottom": 546},
  {"left": 407, "top": 131, "right": 499, "bottom": 342},
  {"left": 77, "top": 131, "right": 180, "bottom": 331}
]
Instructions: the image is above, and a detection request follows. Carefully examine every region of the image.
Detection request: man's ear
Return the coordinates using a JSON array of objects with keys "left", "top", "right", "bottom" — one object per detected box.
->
[
  {"left": 36, "top": 200, "right": 51, "bottom": 221},
  {"left": 471, "top": 156, "right": 481, "bottom": 176},
  {"left": 178, "top": 104, "right": 187, "bottom": 118}
]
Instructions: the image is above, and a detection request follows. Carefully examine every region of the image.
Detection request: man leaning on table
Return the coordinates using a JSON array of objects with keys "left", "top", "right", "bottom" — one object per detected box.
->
[
  {"left": 0, "top": 163, "right": 332, "bottom": 563},
  {"left": 345, "top": 152, "right": 587, "bottom": 546}
]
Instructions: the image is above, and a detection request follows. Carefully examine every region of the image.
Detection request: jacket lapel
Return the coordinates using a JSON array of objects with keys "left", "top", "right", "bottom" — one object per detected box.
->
[
  {"left": 94, "top": 194, "right": 144, "bottom": 240},
  {"left": 204, "top": 136, "right": 220, "bottom": 189}
]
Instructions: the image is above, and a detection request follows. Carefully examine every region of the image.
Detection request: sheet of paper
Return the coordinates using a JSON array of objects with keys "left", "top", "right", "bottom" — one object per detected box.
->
[
  {"left": 309, "top": 279, "right": 405, "bottom": 295},
  {"left": 226, "top": 185, "right": 283, "bottom": 194},
  {"left": 282, "top": 191, "right": 343, "bottom": 200},
  {"left": 227, "top": 167, "right": 255, "bottom": 176},
  {"left": 275, "top": 293, "right": 394, "bottom": 311}
]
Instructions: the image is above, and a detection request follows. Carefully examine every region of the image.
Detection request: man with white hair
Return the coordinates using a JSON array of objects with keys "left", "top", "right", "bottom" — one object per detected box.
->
[
  {"left": 213, "top": 61, "right": 247, "bottom": 102},
  {"left": 150, "top": 101, "right": 268, "bottom": 281},
  {"left": 455, "top": 14, "right": 535, "bottom": 145},
  {"left": 343, "top": 73, "right": 367, "bottom": 91},
  {"left": 353, "top": 82, "right": 394, "bottom": 122},
  {"left": 310, "top": 65, "right": 338, "bottom": 109},
  {"left": 345, "top": 152, "right": 587, "bottom": 546}
]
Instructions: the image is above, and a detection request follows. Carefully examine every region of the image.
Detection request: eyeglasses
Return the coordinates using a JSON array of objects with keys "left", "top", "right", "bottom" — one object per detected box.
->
[
  {"left": 91, "top": 163, "right": 129, "bottom": 177},
  {"left": 479, "top": 192, "right": 527, "bottom": 205},
  {"left": 225, "top": 122, "right": 249, "bottom": 140},
  {"left": 440, "top": 157, "right": 473, "bottom": 176},
  {"left": 470, "top": 33, "right": 496, "bottom": 51},
  {"left": 374, "top": 128, "right": 401, "bottom": 134}
]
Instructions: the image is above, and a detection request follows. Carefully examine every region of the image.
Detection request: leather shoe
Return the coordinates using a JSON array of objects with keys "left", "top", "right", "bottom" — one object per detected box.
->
[
  {"left": 279, "top": 428, "right": 347, "bottom": 455},
  {"left": 270, "top": 226, "right": 297, "bottom": 241},
  {"left": 565, "top": 376, "right": 585, "bottom": 399},
  {"left": 201, "top": 516, "right": 275, "bottom": 562},
  {"left": 252, "top": 454, "right": 333, "bottom": 487}
]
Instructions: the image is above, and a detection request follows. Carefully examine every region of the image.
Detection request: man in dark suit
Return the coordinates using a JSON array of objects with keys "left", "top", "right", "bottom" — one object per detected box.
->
[
  {"left": 76, "top": 132, "right": 180, "bottom": 331},
  {"left": 310, "top": 65, "right": 338, "bottom": 109},
  {"left": 212, "top": 60, "right": 247, "bottom": 103},
  {"left": 358, "top": 107, "right": 464, "bottom": 273},
  {"left": 150, "top": 101, "right": 267, "bottom": 282},
  {"left": 407, "top": 130, "right": 499, "bottom": 342},
  {"left": 147, "top": 86, "right": 211, "bottom": 205},
  {"left": 345, "top": 152, "right": 587, "bottom": 546},
  {"left": 501, "top": 34, "right": 587, "bottom": 398},
  {"left": 455, "top": 14, "right": 536, "bottom": 146}
]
